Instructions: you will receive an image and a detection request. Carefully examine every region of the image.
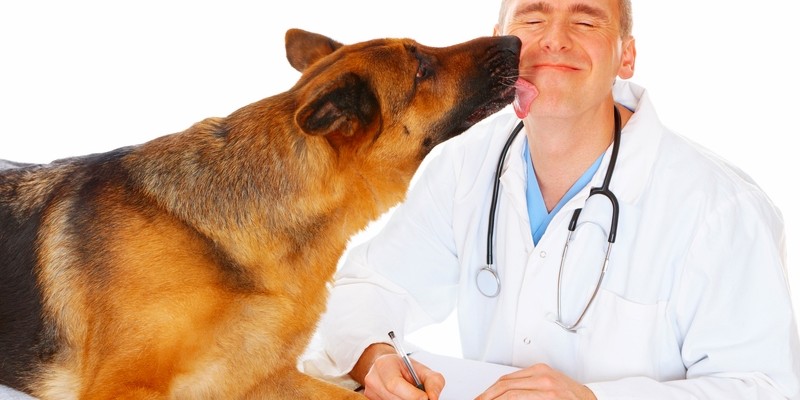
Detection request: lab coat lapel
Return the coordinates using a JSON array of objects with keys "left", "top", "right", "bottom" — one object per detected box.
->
[
  {"left": 610, "top": 81, "right": 664, "bottom": 205},
  {"left": 497, "top": 133, "right": 534, "bottom": 252}
]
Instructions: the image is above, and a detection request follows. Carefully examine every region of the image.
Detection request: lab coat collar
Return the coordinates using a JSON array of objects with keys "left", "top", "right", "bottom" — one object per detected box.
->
[
  {"left": 605, "top": 80, "right": 665, "bottom": 204},
  {"left": 563, "top": 80, "right": 665, "bottom": 211}
]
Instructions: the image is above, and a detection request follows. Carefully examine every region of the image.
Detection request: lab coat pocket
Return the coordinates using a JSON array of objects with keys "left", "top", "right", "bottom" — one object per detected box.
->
[{"left": 577, "top": 289, "right": 664, "bottom": 382}]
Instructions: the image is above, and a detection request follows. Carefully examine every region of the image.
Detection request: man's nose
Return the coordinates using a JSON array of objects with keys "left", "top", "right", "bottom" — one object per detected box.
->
[{"left": 539, "top": 22, "right": 572, "bottom": 52}]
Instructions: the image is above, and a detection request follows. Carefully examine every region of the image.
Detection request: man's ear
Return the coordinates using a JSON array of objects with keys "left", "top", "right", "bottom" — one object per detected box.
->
[
  {"left": 618, "top": 37, "right": 636, "bottom": 79},
  {"left": 285, "top": 28, "right": 344, "bottom": 72},
  {"left": 294, "top": 73, "right": 380, "bottom": 138}
]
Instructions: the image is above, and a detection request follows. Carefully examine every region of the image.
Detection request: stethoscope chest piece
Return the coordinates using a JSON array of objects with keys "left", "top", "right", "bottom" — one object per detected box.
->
[{"left": 476, "top": 266, "right": 501, "bottom": 298}]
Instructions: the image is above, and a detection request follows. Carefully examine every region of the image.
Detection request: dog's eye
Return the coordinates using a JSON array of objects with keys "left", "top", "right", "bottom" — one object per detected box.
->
[{"left": 416, "top": 60, "right": 432, "bottom": 80}]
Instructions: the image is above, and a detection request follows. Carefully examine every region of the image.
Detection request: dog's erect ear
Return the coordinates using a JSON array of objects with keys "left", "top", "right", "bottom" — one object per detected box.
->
[
  {"left": 285, "top": 29, "right": 344, "bottom": 72},
  {"left": 295, "top": 73, "right": 379, "bottom": 139}
]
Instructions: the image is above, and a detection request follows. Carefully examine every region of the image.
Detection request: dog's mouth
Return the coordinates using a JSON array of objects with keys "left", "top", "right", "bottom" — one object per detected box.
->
[{"left": 460, "top": 83, "right": 516, "bottom": 130}]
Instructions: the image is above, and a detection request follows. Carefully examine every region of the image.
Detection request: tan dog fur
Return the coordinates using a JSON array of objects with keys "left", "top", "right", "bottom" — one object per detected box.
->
[{"left": 0, "top": 29, "right": 520, "bottom": 399}]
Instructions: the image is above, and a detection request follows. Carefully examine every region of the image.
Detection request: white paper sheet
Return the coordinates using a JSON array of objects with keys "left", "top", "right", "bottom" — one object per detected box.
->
[
  {"left": 0, "top": 386, "right": 36, "bottom": 400},
  {"left": 410, "top": 351, "right": 520, "bottom": 400}
]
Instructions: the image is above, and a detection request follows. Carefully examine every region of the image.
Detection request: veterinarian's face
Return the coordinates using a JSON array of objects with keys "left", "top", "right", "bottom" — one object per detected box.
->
[{"left": 496, "top": 0, "right": 635, "bottom": 117}]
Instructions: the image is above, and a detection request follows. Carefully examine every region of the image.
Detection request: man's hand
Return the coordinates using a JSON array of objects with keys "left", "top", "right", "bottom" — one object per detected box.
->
[
  {"left": 350, "top": 343, "right": 445, "bottom": 400},
  {"left": 475, "top": 363, "right": 596, "bottom": 400}
]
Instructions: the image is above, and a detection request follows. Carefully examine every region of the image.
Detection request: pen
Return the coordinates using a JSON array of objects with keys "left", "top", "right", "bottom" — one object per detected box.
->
[{"left": 388, "top": 330, "right": 425, "bottom": 391}]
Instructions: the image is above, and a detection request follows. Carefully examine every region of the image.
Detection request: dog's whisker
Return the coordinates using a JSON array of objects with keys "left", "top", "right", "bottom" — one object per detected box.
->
[{"left": 498, "top": 75, "right": 520, "bottom": 87}]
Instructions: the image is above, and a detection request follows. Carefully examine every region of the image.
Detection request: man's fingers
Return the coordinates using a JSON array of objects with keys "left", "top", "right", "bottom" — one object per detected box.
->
[
  {"left": 412, "top": 359, "right": 445, "bottom": 400},
  {"left": 364, "top": 354, "right": 439, "bottom": 400}
]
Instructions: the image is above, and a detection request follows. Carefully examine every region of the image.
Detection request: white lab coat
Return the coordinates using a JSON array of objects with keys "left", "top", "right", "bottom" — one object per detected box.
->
[{"left": 309, "top": 81, "right": 800, "bottom": 399}]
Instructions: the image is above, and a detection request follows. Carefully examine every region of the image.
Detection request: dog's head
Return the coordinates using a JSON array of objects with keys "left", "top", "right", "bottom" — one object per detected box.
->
[{"left": 285, "top": 28, "right": 520, "bottom": 173}]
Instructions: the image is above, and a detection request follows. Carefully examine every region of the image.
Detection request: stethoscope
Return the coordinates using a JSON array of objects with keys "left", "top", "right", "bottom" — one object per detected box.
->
[{"left": 475, "top": 106, "right": 621, "bottom": 332}]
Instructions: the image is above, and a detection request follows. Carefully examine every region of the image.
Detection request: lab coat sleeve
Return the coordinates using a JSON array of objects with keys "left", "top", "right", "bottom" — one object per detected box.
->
[
  {"left": 587, "top": 189, "right": 800, "bottom": 399},
  {"left": 307, "top": 141, "right": 466, "bottom": 381}
]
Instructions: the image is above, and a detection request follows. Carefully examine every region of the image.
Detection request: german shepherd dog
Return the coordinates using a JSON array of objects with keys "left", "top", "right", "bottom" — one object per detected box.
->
[{"left": 0, "top": 29, "right": 520, "bottom": 399}]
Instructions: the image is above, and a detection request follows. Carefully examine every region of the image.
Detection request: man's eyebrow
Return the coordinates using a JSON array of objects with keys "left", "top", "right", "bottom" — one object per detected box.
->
[
  {"left": 513, "top": 1, "right": 610, "bottom": 21},
  {"left": 514, "top": 1, "right": 551, "bottom": 17},
  {"left": 569, "top": 3, "right": 610, "bottom": 21}
]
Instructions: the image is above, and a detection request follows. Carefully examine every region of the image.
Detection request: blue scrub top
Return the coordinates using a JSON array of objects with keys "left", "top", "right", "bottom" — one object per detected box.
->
[{"left": 523, "top": 138, "right": 603, "bottom": 245}]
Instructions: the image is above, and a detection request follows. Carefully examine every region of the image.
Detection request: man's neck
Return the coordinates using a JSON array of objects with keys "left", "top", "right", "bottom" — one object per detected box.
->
[{"left": 524, "top": 103, "right": 632, "bottom": 211}]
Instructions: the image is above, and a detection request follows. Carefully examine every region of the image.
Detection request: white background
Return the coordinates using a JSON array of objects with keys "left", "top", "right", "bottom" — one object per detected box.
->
[{"left": 1, "top": 1, "right": 798, "bottom": 358}]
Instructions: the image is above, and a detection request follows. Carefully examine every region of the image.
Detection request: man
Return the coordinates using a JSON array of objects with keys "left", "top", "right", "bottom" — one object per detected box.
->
[{"left": 309, "top": 0, "right": 800, "bottom": 398}]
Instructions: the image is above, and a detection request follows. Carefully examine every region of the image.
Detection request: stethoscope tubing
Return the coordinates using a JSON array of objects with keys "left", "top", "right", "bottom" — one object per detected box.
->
[
  {"left": 479, "top": 106, "right": 622, "bottom": 314},
  {"left": 486, "top": 121, "right": 525, "bottom": 266}
]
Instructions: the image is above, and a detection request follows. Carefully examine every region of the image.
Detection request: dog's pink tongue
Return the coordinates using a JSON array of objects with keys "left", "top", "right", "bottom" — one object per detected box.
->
[{"left": 513, "top": 79, "right": 539, "bottom": 119}]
